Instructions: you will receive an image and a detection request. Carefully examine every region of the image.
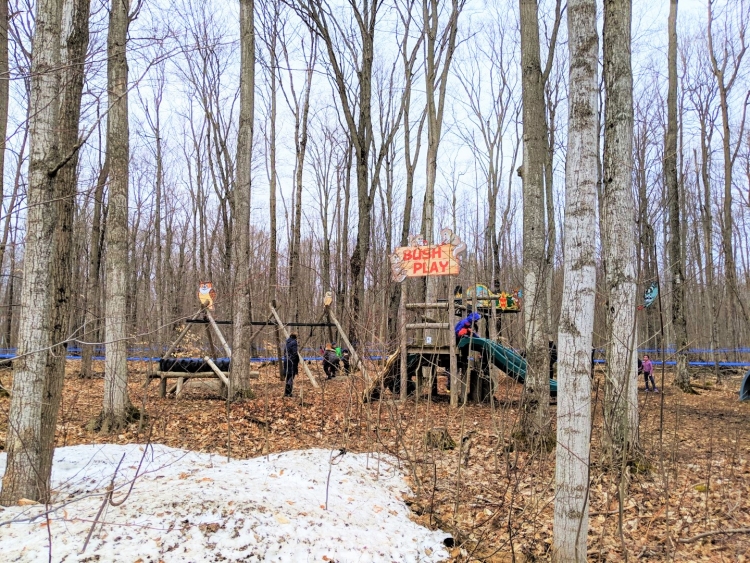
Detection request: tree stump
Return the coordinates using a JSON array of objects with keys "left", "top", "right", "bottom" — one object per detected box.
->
[{"left": 425, "top": 427, "right": 456, "bottom": 450}]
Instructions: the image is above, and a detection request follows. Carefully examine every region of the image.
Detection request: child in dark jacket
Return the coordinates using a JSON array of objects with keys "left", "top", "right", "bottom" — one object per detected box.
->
[
  {"left": 322, "top": 343, "right": 339, "bottom": 379},
  {"left": 283, "top": 334, "right": 300, "bottom": 397}
]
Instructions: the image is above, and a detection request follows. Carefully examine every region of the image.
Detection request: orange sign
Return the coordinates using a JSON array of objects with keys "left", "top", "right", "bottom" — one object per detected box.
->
[{"left": 390, "top": 243, "right": 460, "bottom": 281}]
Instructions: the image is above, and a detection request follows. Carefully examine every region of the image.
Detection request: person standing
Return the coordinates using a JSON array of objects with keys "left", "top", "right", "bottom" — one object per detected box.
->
[
  {"left": 283, "top": 333, "right": 300, "bottom": 397},
  {"left": 323, "top": 342, "right": 339, "bottom": 379},
  {"left": 642, "top": 354, "right": 657, "bottom": 392},
  {"left": 340, "top": 348, "right": 351, "bottom": 375}
]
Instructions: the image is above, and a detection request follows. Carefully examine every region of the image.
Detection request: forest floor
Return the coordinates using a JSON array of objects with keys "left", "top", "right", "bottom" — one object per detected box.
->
[{"left": 0, "top": 359, "right": 748, "bottom": 562}]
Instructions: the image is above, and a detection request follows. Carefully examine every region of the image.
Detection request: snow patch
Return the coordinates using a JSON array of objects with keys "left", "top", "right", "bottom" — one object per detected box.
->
[{"left": 0, "top": 444, "right": 450, "bottom": 562}]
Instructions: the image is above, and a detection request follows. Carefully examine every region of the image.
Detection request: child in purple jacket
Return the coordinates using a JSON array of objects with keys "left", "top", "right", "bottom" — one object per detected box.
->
[{"left": 642, "top": 354, "right": 657, "bottom": 392}]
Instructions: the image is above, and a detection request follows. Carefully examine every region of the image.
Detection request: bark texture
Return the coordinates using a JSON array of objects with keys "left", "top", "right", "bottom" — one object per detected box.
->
[
  {"left": 666, "top": 0, "right": 691, "bottom": 392},
  {"left": 0, "top": 0, "right": 63, "bottom": 505},
  {"left": 519, "top": 0, "right": 550, "bottom": 445},
  {"left": 602, "top": 0, "right": 639, "bottom": 460},
  {"left": 232, "top": 0, "right": 256, "bottom": 396},
  {"left": 553, "top": 0, "right": 598, "bottom": 559},
  {"left": 103, "top": 0, "right": 132, "bottom": 429}
]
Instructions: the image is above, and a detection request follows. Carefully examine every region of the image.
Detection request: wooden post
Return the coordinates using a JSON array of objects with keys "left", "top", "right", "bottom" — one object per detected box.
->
[
  {"left": 159, "top": 376, "right": 167, "bottom": 398},
  {"left": 162, "top": 322, "right": 193, "bottom": 360},
  {"left": 489, "top": 299, "right": 499, "bottom": 397},
  {"left": 399, "top": 287, "right": 407, "bottom": 400},
  {"left": 269, "top": 303, "right": 319, "bottom": 388},
  {"left": 204, "top": 356, "right": 231, "bottom": 387},
  {"left": 206, "top": 310, "right": 232, "bottom": 358},
  {"left": 326, "top": 307, "right": 369, "bottom": 383},
  {"left": 449, "top": 291, "right": 458, "bottom": 408}
]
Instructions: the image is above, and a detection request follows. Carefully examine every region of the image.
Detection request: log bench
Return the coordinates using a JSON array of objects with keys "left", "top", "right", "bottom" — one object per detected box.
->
[{"left": 146, "top": 357, "right": 258, "bottom": 397}]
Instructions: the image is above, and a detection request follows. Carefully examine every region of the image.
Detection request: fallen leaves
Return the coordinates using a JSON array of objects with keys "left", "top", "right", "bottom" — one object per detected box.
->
[{"left": 0, "top": 361, "right": 746, "bottom": 562}]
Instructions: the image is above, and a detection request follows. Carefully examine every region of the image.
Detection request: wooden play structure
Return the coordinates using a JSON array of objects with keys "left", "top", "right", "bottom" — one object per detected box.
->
[
  {"left": 148, "top": 285, "right": 364, "bottom": 397},
  {"left": 147, "top": 308, "right": 248, "bottom": 397},
  {"left": 364, "top": 283, "right": 527, "bottom": 406}
]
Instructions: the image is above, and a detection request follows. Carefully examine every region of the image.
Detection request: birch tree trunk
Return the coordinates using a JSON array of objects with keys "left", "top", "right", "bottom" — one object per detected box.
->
[
  {"left": 519, "top": 0, "right": 550, "bottom": 446},
  {"left": 553, "top": 0, "right": 598, "bottom": 559},
  {"left": 666, "top": 0, "right": 691, "bottom": 392},
  {"left": 232, "top": 0, "right": 255, "bottom": 396},
  {"left": 0, "top": 0, "right": 64, "bottom": 505},
  {"left": 602, "top": 0, "right": 639, "bottom": 460},
  {"left": 103, "top": 0, "right": 132, "bottom": 430}
]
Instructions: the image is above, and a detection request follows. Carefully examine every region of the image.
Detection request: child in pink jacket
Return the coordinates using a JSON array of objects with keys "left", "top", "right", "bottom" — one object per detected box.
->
[{"left": 642, "top": 355, "right": 657, "bottom": 392}]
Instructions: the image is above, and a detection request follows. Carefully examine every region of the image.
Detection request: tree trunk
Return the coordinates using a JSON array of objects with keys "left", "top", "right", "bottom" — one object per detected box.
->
[
  {"left": 0, "top": 0, "right": 8, "bottom": 212},
  {"left": 553, "top": 0, "right": 598, "bottom": 559},
  {"left": 41, "top": 0, "right": 92, "bottom": 474},
  {"left": 420, "top": 0, "right": 461, "bottom": 310},
  {"left": 0, "top": 0, "right": 64, "bottom": 505},
  {"left": 602, "top": 0, "right": 639, "bottom": 461},
  {"left": 103, "top": 0, "right": 132, "bottom": 430},
  {"left": 287, "top": 37, "right": 315, "bottom": 318},
  {"left": 518, "top": 0, "right": 550, "bottom": 446},
  {"left": 81, "top": 158, "right": 108, "bottom": 378},
  {"left": 707, "top": 0, "right": 749, "bottom": 347},
  {"left": 666, "top": 0, "right": 691, "bottom": 392},
  {"left": 231, "top": 0, "right": 255, "bottom": 397}
]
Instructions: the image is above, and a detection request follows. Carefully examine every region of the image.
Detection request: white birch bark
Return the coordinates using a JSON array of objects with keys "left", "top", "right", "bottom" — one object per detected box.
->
[
  {"left": 232, "top": 0, "right": 255, "bottom": 396},
  {"left": 602, "top": 0, "right": 639, "bottom": 458},
  {"left": 0, "top": 0, "right": 63, "bottom": 505},
  {"left": 553, "top": 0, "right": 598, "bottom": 559},
  {"left": 103, "top": 0, "right": 131, "bottom": 428}
]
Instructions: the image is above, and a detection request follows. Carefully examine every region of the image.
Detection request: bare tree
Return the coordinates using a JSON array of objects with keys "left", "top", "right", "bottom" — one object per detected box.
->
[
  {"left": 0, "top": 0, "right": 89, "bottom": 505},
  {"left": 232, "top": 0, "right": 256, "bottom": 397},
  {"left": 602, "top": 0, "right": 639, "bottom": 458},
  {"left": 665, "top": 0, "right": 692, "bottom": 392},
  {"left": 0, "top": 0, "right": 8, "bottom": 217},
  {"left": 280, "top": 23, "right": 316, "bottom": 316},
  {"left": 553, "top": 0, "right": 598, "bottom": 559},
  {"left": 292, "top": 0, "right": 381, "bottom": 338},
  {"left": 518, "top": 0, "right": 551, "bottom": 446},
  {"left": 420, "top": 0, "right": 463, "bottom": 307},
  {"left": 707, "top": 0, "right": 750, "bottom": 330},
  {"left": 102, "top": 0, "right": 134, "bottom": 430},
  {"left": 387, "top": 0, "right": 424, "bottom": 340}
]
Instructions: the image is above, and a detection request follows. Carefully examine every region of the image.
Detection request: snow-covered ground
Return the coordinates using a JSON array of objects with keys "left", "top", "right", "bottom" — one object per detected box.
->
[{"left": 0, "top": 444, "right": 450, "bottom": 562}]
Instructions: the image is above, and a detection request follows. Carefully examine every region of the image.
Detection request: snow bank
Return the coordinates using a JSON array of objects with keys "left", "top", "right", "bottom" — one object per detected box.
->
[{"left": 0, "top": 444, "right": 450, "bottom": 562}]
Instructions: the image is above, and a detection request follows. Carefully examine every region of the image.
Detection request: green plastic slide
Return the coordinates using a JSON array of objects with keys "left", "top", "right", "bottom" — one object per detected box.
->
[{"left": 458, "top": 336, "right": 558, "bottom": 395}]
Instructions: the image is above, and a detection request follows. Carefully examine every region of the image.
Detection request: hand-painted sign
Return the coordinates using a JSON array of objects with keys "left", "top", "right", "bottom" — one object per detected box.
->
[{"left": 390, "top": 229, "right": 463, "bottom": 282}]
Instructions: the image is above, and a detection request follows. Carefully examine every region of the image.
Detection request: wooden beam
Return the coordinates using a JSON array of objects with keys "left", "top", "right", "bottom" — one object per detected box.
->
[
  {"left": 405, "top": 323, "right": 451, "bottom": 330},
  {"left": 204, "top": 357, "right": 231, "bottom": 387},
  {"left": 326, "top": 307, "right": 369, "bottom": 383},
  {"left": 449, "top": 300, "right": 458, "bottom": 408},
  {"left": 269, "top": 303, "right": 319, "bottom": 388},
  {"left": 206, "top": 310, "right": 232, "bottom": 358},
  {"left": 157, "top": 371, "right": 232, "bottom": 379},
  {"left": 162, "top": 310, "right": 202, "bottom": 360},
  {"left": 399, "top": 288, "right": 407, "bottom": 401},
  {"left": 405, "top": 302, "right": 450, "bottom": 310},
  {"left": 186, "top": 319, "right": 336, "bottom": 327}
]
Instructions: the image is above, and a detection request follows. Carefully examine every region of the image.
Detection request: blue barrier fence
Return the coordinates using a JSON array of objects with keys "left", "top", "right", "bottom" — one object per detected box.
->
[{"left": 0, "top": 347, "right": 747, "bottom": 368}]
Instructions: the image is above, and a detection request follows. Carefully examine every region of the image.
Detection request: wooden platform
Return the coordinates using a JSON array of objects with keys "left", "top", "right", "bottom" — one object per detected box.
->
[
  {"left": 405, "top": 345, "right": 452, "bottom": 355},
  {"left": 148, "top": 370, "right": 259, "bottom": 397}
]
